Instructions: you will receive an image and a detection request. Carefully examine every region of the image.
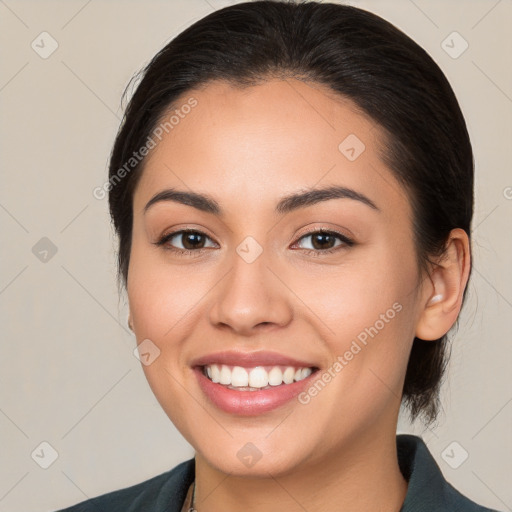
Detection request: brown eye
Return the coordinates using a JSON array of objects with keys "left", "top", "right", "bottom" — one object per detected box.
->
[
  {"left": 179, "top": 231, "right": 207, "bottom": 250},
  {"left": 310, "top": 232, "right": 337, "bottom": 250},
  {"left": 294, "top": 229, "right": 354, "bottom": 254},
  {"left": 155, "top": 230, "right": 217, "bottom": 253}
]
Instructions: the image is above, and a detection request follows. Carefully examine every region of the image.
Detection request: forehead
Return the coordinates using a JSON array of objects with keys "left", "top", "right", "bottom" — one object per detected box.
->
[{"left": 134, "top": 79, "right": 408, "bottom": 220}]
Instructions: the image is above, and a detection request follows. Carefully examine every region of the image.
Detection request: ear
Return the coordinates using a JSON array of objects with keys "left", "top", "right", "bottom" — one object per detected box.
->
[
  {"left": 415, "top": 228, "right": 471, "bottom": 341},
  {"left": 128, "top": 313, "right": 133, "bottom": 332}
]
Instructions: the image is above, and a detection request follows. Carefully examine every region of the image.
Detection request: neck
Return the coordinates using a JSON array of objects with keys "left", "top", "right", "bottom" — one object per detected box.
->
[{"left": 192, "top": 427, "right": 408, "bottom": 512}]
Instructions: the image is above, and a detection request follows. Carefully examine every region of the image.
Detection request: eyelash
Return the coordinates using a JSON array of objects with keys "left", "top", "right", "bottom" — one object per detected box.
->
[{"left": 153, "top": 228, "right": 355, "bottom": 258}]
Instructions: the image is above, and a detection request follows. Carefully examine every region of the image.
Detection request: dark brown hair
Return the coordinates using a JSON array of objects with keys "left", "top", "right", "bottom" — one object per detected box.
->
[{"left": 107, "top": 0, "right": 474, "bottom": 424}]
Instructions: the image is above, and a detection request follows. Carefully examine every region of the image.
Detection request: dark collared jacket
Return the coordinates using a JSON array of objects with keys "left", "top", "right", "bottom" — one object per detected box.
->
[{"left": 57, "top": 434, "right": 501, "bottom": 511}]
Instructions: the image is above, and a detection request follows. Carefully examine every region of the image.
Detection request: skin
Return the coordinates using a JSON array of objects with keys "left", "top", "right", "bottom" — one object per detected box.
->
[{"left": 127, "top": 78, "right": 470, "bottom": 511}]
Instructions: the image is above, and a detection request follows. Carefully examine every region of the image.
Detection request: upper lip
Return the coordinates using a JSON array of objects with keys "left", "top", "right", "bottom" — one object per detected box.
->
[{"left": 190, "top": 350, "right": 319, "bottom": 369}]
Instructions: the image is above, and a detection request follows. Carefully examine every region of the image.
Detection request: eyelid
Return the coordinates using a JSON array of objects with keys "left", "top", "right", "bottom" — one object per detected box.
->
[
  {"left": 154, "top": 228, "right": 219, "bottom": 248},
  {"left": 291, "top": 227, "right": 355, "bottom": 250}
]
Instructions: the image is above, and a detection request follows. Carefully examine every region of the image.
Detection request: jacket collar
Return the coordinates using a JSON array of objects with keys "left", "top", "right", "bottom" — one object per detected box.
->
[{"left": 167, "top": 434, "right": 489, "bottom": 512}]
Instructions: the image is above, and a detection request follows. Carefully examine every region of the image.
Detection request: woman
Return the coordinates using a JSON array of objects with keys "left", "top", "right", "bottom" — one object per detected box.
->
[{"left": 58, "top": 1, "right": 501, "bottom": 511}]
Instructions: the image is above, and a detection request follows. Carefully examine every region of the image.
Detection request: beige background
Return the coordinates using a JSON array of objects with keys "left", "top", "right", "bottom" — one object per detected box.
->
[{"left": 0, "top": 0, "right": 511, "bottom": 511}]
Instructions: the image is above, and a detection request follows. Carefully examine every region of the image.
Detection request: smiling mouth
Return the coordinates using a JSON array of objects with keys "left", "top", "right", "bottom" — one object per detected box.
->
[{"left": 201, "top": 364, "right": 319, "bottom": 391}]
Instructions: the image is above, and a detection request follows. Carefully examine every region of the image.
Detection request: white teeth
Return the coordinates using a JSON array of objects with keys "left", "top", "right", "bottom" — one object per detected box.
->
[
  {"left": 210, "top": 364, "right": 220, "bottom": 383},
  {"left": 231, "top": 366, "right": 249, "bottom": 387},
  {"left": 203, "top": 364, "right": 315, "bottom": 389},
  {"left": 249, "top": 367, "right": 269, "bottom": 388},
  {"left": 268, "top": 367, "right": 283, "bottom": 386},
  {"left": 219, "top": 365, "right": 231, "bottom": 385},
  {"left": 283, "top": 367, "right": 295, "bottom": 384},
  {"left": 301, "top": 367, "right": 312, "bottom": 379}
]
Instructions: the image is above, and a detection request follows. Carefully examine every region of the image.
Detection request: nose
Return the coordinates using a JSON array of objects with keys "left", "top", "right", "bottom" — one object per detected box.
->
[{"left": 208, "top": 249, "right": 293, "bottom": 336}]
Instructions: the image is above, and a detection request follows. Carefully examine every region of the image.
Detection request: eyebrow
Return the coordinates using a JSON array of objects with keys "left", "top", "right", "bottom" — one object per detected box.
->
[{"left": 143, "top": 185, "right": 380, "bottom": 216}]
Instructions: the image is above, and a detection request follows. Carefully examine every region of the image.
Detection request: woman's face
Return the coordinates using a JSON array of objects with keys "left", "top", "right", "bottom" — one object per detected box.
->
[{"left": 128, "top": 79, "right": 428, "bottom": 476}]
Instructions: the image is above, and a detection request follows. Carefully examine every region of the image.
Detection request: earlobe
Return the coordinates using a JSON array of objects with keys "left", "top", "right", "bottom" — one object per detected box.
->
[
  {"left": 415, "top": 228, "right": 471, "bottom": 341},
  {"left": 128, "top": 314, "right": 134, "bottom": 332}
]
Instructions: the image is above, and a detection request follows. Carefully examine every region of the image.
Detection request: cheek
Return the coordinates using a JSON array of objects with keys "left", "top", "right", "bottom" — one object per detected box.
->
[
  {"left": 295, "top": 244, "right": 418, "bottom": 399},
  {"left": 296, "top": 247, "right": 415, "bottom": 343},
  {"left": 127, "top": 244, "right": 200, "bottom": 430},
  {"left": 127, "top": 239, "right": 213, "bottom": 339},
  {"left": 126, "top": 242, "right": 222, "bottom": 418}
]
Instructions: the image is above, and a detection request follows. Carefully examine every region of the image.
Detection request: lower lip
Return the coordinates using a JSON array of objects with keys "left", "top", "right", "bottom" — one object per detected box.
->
[{"left": 194, "top": 367, "right": 317, "bottom": 415}]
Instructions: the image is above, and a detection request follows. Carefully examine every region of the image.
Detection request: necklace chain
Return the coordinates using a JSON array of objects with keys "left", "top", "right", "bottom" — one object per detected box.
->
[{"left": 189, "top": 480, "right": 196, "bottom": 512}]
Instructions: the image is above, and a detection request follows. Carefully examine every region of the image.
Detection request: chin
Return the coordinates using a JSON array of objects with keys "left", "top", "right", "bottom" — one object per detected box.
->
[{"left": 197, "top": 442, "right": 305, "bottom": 479}]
